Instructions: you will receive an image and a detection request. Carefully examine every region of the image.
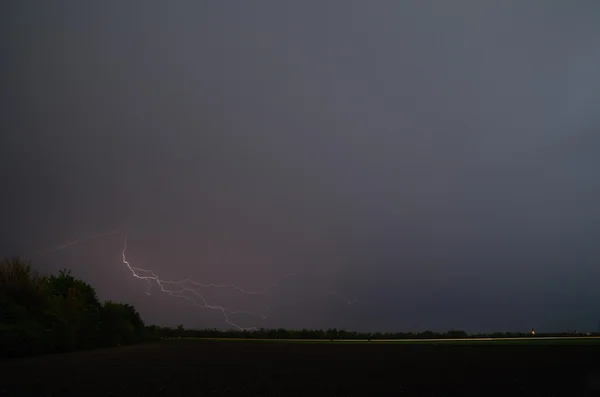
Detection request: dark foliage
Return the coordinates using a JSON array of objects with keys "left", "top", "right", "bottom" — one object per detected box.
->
[{"left": 0, "top": 258, "right": 157, "bottom": 359}]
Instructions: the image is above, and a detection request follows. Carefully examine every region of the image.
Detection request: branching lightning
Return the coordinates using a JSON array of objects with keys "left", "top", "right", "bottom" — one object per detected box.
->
[
  {"left": 121, "top": 236, "right": 283, "bottom": 331},
  {"left": 46, "top": 231, "right": 359, "bottom": 331}
]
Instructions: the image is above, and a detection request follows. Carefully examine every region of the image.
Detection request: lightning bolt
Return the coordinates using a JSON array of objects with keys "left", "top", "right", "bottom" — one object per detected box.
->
[
  {"left": 46, "top": 231, "right": 359, "bottom": 330},
  {"left": 121, "top": 236, "right": 286, "bottom": 331}
]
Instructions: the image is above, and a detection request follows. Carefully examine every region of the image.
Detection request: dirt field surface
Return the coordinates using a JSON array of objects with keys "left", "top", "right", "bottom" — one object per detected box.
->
[{"left": 2, "top": 339, "right": 600, "bottom": 396}]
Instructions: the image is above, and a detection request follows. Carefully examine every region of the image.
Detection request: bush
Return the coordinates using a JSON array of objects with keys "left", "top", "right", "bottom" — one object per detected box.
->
[{"left": 0, "top": 258, "right": 152, "bottom": 359}]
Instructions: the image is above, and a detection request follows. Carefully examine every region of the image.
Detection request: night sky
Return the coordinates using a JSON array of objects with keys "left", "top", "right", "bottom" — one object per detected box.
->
[{"left": 2, "top": 1, "right": 600, "bottom": 333}]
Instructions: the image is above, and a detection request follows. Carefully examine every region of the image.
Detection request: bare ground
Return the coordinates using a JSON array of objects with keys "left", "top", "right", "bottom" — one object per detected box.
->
[{"left": 1, "top": 339, "right": 600, "bottom": 396}]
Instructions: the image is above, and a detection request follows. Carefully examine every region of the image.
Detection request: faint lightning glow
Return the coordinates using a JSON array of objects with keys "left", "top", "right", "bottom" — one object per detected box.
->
[
  {"left": 50, "top": 230, "right": 122, "bottom": 251},
  {"left": 328, "top": 292, "right": 359, "bottom": 305},
  {"left": 155, "top": 271, "right": 298, "bottom": 297}
]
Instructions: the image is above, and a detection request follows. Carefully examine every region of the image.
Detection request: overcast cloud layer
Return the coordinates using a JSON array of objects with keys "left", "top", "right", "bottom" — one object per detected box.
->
[{"left": 1, "top": 1, "right": 600, "bottom": 333}]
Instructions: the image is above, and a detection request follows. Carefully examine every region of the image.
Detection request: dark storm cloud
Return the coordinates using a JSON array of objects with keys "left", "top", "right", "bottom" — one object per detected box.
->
[{"left": 1, "top": 1, "right": 599, "bottom": 332}]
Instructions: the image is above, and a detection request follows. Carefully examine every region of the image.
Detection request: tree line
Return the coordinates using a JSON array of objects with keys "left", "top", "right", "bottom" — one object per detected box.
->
[
  {"left": 2, "top": 257, "right": 596, "bottom": 359},
  {"left": 0, "top": 258, "right": 161, "bottom": 359},
  {"left": 157, "top": 327, "right": 598, "bottom": 341}
]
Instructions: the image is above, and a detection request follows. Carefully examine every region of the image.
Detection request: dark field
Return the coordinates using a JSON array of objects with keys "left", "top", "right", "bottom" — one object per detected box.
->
[{"left": 2, "top": 339, "right": 600, "bottom": 396}]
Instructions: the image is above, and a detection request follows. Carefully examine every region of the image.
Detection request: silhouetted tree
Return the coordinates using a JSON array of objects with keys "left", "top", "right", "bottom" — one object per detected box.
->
[
  {"left": 98, "top": 301, "right": 146, "bottom": 346},
  {"left": 46, "top": 269, "right": 101, "bottom": 351},
  {"left": 0, "top": 258, "right": 53, "bottom": 356}
]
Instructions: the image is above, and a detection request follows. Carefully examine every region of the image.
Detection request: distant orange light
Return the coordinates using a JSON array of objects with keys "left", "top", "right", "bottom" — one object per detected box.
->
[{"left": 531, "top": 328, "right": 535, "bottom": 335}]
